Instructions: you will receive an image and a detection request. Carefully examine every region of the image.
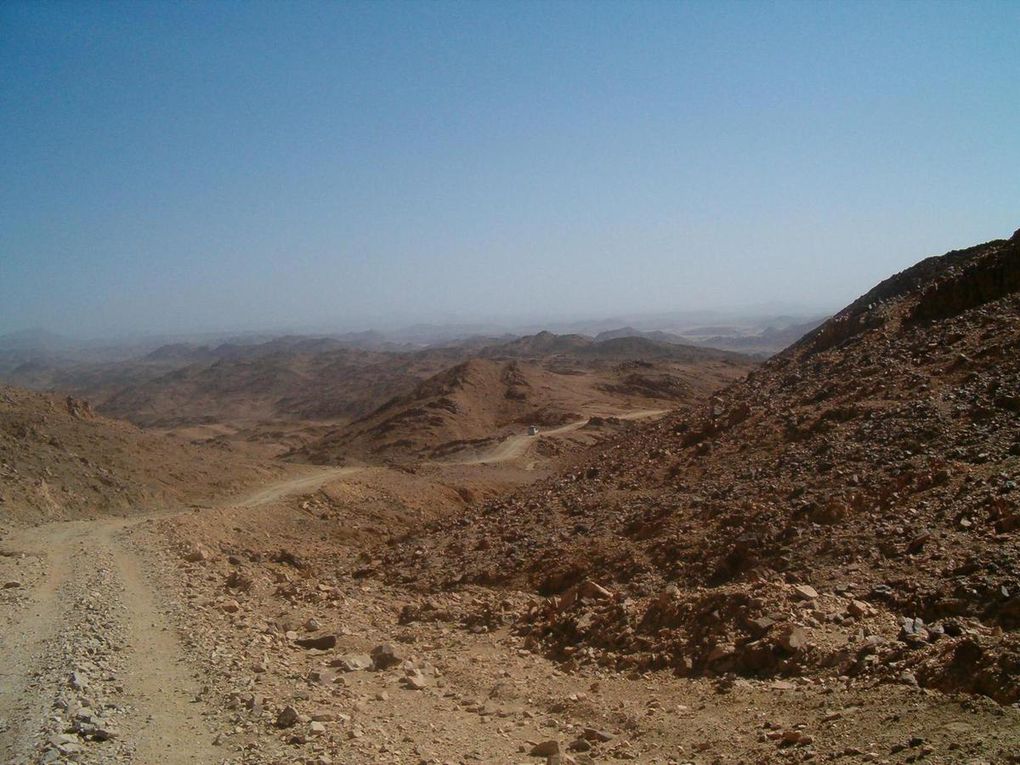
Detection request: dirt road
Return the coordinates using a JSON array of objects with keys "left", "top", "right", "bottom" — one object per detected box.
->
[
  {"left": 452, "top": 408, "right": 667, "bottom": 465},
  {"left": 0, "top": 517, "right": 220, "bottom": 764},
  {"left": 3, "top": 412, "right": 1019, "bottom": 764},
  {"left": 225, "top": 408, "right": 669, "bottom": 492},
  {"left": 0, "top": 410, "right": 665, "bottom": 763},
  {"left": 0, "top": 405, "right": 672, "bottom": 763},
  {"left": 232, "top": 465, "right": 365, "bottom": 507}
]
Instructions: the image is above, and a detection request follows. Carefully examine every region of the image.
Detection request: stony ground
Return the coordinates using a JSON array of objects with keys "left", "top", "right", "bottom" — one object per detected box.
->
[
  {"left": 381, "top": 234, "right": 1020, "bottom": 711},
  {"left": 1, "top": 464, "right": 1019, "bottom": 765},
  {"left": 3, "top": 233, "right": 1020, "bottom": 764},
  {"left": 0, "top": 516, "right": 220, "bottom": 764}
]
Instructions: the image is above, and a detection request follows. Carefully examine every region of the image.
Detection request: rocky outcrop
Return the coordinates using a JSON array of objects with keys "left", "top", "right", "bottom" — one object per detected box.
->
[{"left": 383, "top": 230, "right": 1020, "bottom": 704}]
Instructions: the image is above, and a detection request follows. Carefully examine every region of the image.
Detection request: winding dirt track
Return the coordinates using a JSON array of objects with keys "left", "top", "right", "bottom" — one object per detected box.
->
[
  {"left": 0, "top": 408, "right": 667, "bottom": 762},
  {"left": 235, "top": 408, "right": 668, "bottom": 496},
  {"left": 451, "top": 408, "right": 667, "bottom": 465}
]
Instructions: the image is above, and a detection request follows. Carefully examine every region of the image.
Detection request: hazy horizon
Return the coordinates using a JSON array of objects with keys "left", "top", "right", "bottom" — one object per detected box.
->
[
  {"left": 0, "top": 301, "right": 831, "bottom": 349},
  {"left": 3, "top": 1, "right": 1018, "bottom": 337}
]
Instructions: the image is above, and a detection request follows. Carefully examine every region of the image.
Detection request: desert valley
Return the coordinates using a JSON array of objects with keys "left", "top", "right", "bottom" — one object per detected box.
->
[
  {"left": 4, "top": 3, "right": 1019, "bottom": 763},
  {"left": 1, "top": 231, "right": 1019, "bottom": 764}
]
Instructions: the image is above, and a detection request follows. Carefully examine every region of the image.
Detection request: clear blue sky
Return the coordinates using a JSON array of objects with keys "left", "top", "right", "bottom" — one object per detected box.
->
[{"left": 2, "top": 0, "right": 1018, "bottom": 337}]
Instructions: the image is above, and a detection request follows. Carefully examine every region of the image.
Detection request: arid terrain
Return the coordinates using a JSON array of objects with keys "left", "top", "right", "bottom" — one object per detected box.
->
[
  {"left": 1, "top": 331, "right": 750, "bottom": 460},
  {"left": 2, "top": 231, "right": 1020, "bottom": 765}
]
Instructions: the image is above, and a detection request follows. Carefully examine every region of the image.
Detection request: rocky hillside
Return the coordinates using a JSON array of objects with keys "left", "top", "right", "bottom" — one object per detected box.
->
[
  {"left": 296, "top": 359, "right": 552, "bottom": 462},
  {"left": 483, "top": 330, "right": 750, "bottom": 363},
  {"left": 483, "top": 331, "right": 593, "bottom": 358},
  {"left": 295, "top": 346, "right": 752, "bottom": 464},
  {"left": 94, "top": 346, "right": 462, "bottom": 428},
  {"left": 385, "top": 230, "right": 1020, "bottom": 703},
  {"left": 0, "top": 385, "right": 275, "bottom": 523}
]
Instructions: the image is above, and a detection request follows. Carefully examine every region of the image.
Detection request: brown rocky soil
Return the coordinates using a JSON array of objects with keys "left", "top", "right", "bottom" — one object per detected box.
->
[
  {"left": 295, "top": 354, "right": 746, "bottom": 464},
  {"left": 383, "top": 231, "right": 1020, "bottom": 708},
  {"left": 8, "top": 332, "right": 751, "bottom": 463},
  {"left": 0, "top": 385, "right": 280, "bottom": 525},
  {"left": 2, "top": 427, "right": 1018, "bottom": 764},
  {"left": 3, "top": 233, "right": 1020, "bottom": 764}
]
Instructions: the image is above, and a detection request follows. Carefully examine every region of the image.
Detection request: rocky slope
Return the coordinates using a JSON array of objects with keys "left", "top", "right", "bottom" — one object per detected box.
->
[
  {"left": 294, "top": 351, "right": 751, "bottom": 463},
  {"left": 385, "top": 230, "right": 1020, "bottom": 703},
  {"left": 483, "top": 330, "right": 750, "bottom": 363},
  {"left": 594, "top": 322, "right": 828, "bottom": 358},
  {"left": 93, "top": 346, "right": 461, "bottom": 428},
  {"left": 6, "top": 333, "right": 746, "bottom": 461},
  {"left": 0, "top": 385, "right": 275, "bottom": 523}
]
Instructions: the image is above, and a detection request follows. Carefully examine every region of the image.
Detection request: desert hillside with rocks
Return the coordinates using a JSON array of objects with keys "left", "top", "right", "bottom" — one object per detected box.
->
[
  {"left": 1, "top": 232, "right": 1019, "bottom": 765},
  {"left": 2, "top": 331, "right": 753, "bottom": 461},
  {"left": 7, "top": 5, "right": 1017, "bottom": 763},
  {"left": 0, "top": 385, "right": 278, "bottom": 525},
  {"left": 385, "top": 230, "right": 1020, "bottom": 705},
  {"left": 12, "top": 341, "right": 468, "bottom": 452},
  {"left": 297, "top": 342, "right": 748, "bottom": 463}
]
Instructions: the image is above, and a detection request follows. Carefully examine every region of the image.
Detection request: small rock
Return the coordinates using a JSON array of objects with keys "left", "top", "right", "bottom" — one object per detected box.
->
[
  {"left": 777, "top": 624, "right": 809, "bottom": 653},
  {"left": 847, "top": 599, "right": 875, "bottom": 618},
  {"left": 530, "top": 740, "right": 560, "bottom": 757},
  {"left": 307, "top": 668, "right": 336, "bottom": 684},
  {"left": 899, "top": 670, "right": 918, "bottom": 686},
  {"left": 331, "top": 653, "right": 373, "bottom": 672},
  {"left": 402, "top": 671, "right": 429, "bottom": 690},
  {"left": 182, "top": 543, "right": 210, "bottom": 563},
  {"left": 747, "top": 616, "right": 776, "bottom": 636},
  {"left": 371, "top": 643, "right": 402, "bottom": 669},
  {"left": 276, "top": 705, "right": 300, "bottom": 729},
  {"left": 907, "top": 530, "right": 931, "bottom": 553},
  {"left": 294, "top": 634, "right": 337, "bottom": 650},
  {"left": 224, "top": 570, "right": 253, "bottom": 591},
  {"left": 243, "top": 694, "right": 264, "bottom": 714},
  {"left": 578, "top": 580, "right": 613, "bottom": 600},
  {"left": 793, "top": 584, "right": 819, "bottom": 600}
]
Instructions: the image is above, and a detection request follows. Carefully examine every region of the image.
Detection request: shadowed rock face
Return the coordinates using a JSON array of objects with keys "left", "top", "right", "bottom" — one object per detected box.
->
[
  {"left": 911, "top": 238, "right": 1020, "bottom": 322},
  {"left": 799, "top": 234, "right": 1019, "bottom": 355},
  {"left": 383, "top": 231, "right": 1020, "bottom": 703}
]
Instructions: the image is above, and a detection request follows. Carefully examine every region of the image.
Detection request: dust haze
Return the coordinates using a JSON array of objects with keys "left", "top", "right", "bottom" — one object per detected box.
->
[{"left": 3, "top": 3, "right": 1019, "bottom": 764}]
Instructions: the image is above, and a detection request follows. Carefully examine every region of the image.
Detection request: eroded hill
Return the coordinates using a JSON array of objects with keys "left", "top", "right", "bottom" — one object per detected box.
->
[
  {"left": 295, "top": 344, "right": 751, "bottom": 463},
  {"left": 0, "top": 385, "right": 276, "bottom": 524},
  {"left": 385, "top": 230, "right": 1020, "bottom": 703}
]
